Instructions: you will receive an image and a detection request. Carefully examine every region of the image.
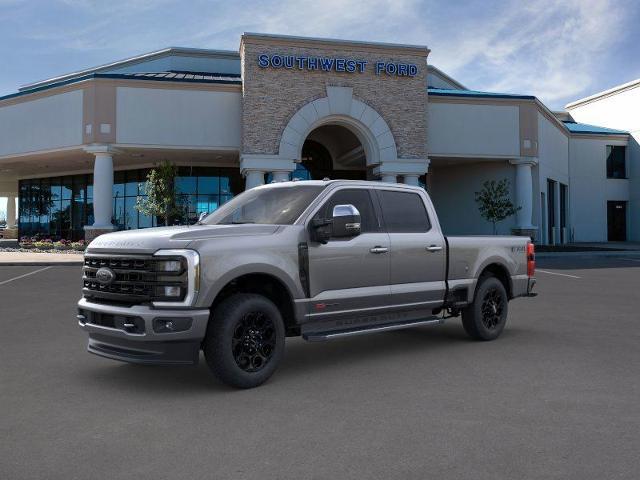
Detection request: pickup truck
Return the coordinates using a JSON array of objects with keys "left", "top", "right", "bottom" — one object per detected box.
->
[{"left": 78, "top": 180, "right": 536, "bottom": 388}]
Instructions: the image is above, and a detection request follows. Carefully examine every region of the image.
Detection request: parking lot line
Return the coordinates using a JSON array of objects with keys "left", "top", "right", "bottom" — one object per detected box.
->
[
  {"left": 536, "top": 269, "right": 581, "bottom": 279},
  {"left": 0, "top": 266, "right": 52, "bottom": 286}
]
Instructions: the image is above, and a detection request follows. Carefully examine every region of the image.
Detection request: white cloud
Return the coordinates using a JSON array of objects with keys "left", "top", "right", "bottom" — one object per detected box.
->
[
  {"left": 426, "top": 0, "right": 631, "bottom": 107},
  {"left": 3, "top": 0, "right": 635, "bottom": 108}
]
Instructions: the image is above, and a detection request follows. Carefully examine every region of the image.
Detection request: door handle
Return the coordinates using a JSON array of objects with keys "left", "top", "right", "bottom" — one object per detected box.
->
[
  {"left": 426, "top": 245, "right": 443, "bottom": 252},
  {"left": 369, "top": 247, "right": 389, "bottom": 254}
]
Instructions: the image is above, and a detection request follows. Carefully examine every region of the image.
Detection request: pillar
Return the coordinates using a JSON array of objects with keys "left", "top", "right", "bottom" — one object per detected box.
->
[
  {"left": 374, "top": 159, "right": 429, "bottom": 186},
  {"left": 6, "top": 195, "right": 16, "bottom": 229},
  {"left": 271, "top": 171, "right": 290, "bottom": 183},
  {"left": 240, "top": 154, "right": 295, "bottom": 191},
  {"left": 381, "top": 174, "right": 397, "bottom": 183},
  {"left": 402, "top": 174, "right": 420, "bottom": 186},
  {"left": 509, "top": 158, "right": 538, "bottom": 239},
  {"left": 244, "top": 170, "right": 265, "bottom": 190},
  {"left": 84, "top": 145, "right": 117, "bottom": 241}
]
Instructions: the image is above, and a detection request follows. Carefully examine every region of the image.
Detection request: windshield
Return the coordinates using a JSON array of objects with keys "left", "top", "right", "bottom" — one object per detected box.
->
[{"left": 201, "top": 184, "right": 326, "bottom": 225}]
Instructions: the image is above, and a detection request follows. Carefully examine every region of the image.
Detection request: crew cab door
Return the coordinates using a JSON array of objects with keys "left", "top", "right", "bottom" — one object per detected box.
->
[
  {"left": 375, "top": 188, "right": 446, "bottom": 309},
  {"left": 305, "top": 187, "right": 390, "bottom": 321}
]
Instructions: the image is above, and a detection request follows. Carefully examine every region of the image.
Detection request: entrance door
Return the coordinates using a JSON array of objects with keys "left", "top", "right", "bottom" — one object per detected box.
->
[
  {"left": 607, "top": 201, "right": 627, "bottom": 241},
  {"left": 547, "top": 179, "right": 556, "bottom": 244}
]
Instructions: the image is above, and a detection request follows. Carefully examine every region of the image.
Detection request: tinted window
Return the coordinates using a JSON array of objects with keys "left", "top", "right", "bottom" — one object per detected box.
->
[
  {"left": 315, "top": 189, "right": 379, "bottom": 233},
  {"left": 606, "top": 145, "right": 626, "bottom": 179},
  {"left": 378, "top": 190, "right": 430, "bottom": 233}
]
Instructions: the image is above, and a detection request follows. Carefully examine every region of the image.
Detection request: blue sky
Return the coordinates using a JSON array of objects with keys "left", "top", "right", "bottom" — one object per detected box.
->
[
  {"left": 1, "top": 0, "right": 639, "bottom": 108},
  {"left": 1, "top": 0, "right": 639, "bottom": 217}
]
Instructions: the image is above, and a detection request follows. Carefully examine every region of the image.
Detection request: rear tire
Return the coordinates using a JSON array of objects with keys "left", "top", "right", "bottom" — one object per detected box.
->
[
  {"left": 461, "top": 276, "right": 508, "bottom": 341},
  {"left": 203, "top": 293, "right": 285, "bottom": 388}
]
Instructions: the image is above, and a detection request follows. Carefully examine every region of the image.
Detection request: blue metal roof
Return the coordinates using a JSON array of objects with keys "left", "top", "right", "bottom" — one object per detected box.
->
[
  {"left": 0, "top": 71, "right": 242, "bottom": 102},
  {"left": 562, "top": 121, "right": 628, "bottom": 135},
  {"left": 428, "top": 87, "right": 535, "bottom": 100}
]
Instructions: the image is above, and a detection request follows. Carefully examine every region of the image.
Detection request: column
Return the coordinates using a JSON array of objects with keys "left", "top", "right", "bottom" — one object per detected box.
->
[
  {"left": 374, "top": 159, "right": 429, "bottom": 186},
  {"left": 271, "top": 171, "right": 290, "bottom": 183},
  {"left": 244, "top": 170, "right": 265, "bottom": 190},
  {"left": 510, "top": 158, "right": 538, "bottom": 237},
  {"left": 381, "top": 174, "right": 397, "bottom": 183},
  {"left": 240, "top": 154, "right": 295, "bottom": 191},
  {"left": 84, "top": 145, "right": 116, "bottom": 240},
  {"left": 402, "top": 174, "right": 420, "bottom": 186},
  {"left": 6, "top": 195, "right": 16, "bottom": 229}
]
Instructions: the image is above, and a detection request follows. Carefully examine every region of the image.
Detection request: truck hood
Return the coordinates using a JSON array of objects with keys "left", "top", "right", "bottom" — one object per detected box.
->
[{"left": 87, "top": 224, "right": 280, "bottom": 255}]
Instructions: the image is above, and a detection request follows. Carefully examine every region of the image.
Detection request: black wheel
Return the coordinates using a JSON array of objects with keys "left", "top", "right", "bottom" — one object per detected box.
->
[
  {"left": 461, "top": 276, "right": 509, "bottom": 341},
  {"left": 203, "top": 293, "right": 285, "bottom": 388}
]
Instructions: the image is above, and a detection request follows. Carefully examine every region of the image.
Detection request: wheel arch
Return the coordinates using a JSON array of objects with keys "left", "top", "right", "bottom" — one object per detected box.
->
[
  {"left": 476, "top": 262, "right": 513, "bottom": 299},
  {"left": 206, "top": 270, "right": 300, "bottom": 336}
]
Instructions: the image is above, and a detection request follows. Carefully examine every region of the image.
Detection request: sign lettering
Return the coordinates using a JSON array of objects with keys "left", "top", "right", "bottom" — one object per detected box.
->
[{"left": 257, "top": 54, "right": 417, "bottom": 77}]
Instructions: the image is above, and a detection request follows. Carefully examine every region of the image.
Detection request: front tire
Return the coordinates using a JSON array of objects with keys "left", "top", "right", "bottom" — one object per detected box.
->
[
  {"left": 203, "top": 293, "right": 285, "bottom": 388},
  {"left": 461, "top": 276, "right": 509, "bottom": 341}
]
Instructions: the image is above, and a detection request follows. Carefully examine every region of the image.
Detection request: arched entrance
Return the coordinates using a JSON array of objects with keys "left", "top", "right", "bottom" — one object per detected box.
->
[
  {"left": 297, "top": 124, "right": 368, "bottom": 180},
  {"left": 242, "top": 86, "right": 428, "bottom": 189}
]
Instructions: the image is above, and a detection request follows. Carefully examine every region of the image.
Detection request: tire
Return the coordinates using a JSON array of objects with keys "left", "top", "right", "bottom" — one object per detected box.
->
[
  {"left": 203, "top": 293, "right": 285, "bottom": 388},
  {"left": 461, "top": 276, "right": 509, "bottom": 341}
]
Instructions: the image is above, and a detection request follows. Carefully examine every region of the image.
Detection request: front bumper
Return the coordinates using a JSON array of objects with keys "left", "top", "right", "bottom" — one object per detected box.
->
[{"left": 77, "top": 298, "right": 210, "bottom": 365}]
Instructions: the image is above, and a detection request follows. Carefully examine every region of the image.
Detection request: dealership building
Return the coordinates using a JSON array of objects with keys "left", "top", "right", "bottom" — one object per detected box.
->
[{"left": 0, "top": 33, "right": 637, "bottom": 243}]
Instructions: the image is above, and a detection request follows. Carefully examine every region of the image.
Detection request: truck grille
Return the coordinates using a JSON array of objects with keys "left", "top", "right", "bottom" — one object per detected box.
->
[{"left": 83, "top": 254, "right": 187, "bottom": 306}]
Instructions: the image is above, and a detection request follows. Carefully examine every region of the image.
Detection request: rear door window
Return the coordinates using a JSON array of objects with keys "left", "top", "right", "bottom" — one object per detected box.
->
[{"left": 378, "top": 190, "right": 431, "bottom": 233}]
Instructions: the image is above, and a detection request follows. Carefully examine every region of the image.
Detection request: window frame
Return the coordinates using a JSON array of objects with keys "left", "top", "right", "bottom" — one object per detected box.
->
[
  {"left": 606, "top": 145, "right": 627, "bottom": 179},
  {"left": 374, "top": 188, "right": 432, "bottom": 234}
]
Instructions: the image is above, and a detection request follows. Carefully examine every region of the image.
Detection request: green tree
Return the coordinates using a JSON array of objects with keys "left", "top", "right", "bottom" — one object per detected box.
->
[
  {"left": 135, "top": 161, "right": 183, "bottom": 226},
  {"left": 474, "top": 179, "right": 520, "bottom": 235}
]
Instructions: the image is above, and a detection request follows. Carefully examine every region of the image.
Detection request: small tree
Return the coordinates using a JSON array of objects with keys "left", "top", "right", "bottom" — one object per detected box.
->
[
  {"left": 135, "top": 161, "right": 183, "bottom": 226},
  {"left": 474, "top": 179, "right": 520, "bottom": 235}
]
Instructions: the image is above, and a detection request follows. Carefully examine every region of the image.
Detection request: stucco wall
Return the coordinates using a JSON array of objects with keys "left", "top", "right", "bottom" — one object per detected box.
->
[
  {"left": 568, "top": 86, "right": 639, "bottom": 241},
  {"left": 429, "top": 161, "right": 517, "bottom": 235},
  {"left": 536, "top": 112, "right": 569, "bottom": 241},
  {"left": 240, "top": 37, "right": 428, "bottom": 159},
  {"left": 0, "top": 90, "right": 83, "bottom": 156},
  {"left": 427, "top": 102, "right": 520, "bottom": 157},
  {"left": 115, "top": 87, "right": 242, "bottom": 148},
  {"left": 569, "top": 136, "right": 629, "bottom": 242}
]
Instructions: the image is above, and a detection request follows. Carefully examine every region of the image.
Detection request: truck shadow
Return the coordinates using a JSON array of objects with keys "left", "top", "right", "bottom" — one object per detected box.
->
[{"left": 87, "top": 322, "right": 532, "bottom": 393}]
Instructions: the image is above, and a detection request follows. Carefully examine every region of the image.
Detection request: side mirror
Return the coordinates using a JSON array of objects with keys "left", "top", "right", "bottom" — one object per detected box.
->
[
  {"left": 331, "top": 204, "right": 361, "bottom": 238},
  {"left": 198, "top": 211, "right": 208, "bottom": 222}
]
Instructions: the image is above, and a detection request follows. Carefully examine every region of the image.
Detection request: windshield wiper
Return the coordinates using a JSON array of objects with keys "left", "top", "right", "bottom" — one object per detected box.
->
[{"left": 229, "top": 220, "right": 256, "bottom": 224}]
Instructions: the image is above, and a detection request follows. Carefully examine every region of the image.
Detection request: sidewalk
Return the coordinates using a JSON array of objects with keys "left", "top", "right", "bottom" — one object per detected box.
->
[{"left": 0, "top": 251, "right": 84, "bottom": 266}]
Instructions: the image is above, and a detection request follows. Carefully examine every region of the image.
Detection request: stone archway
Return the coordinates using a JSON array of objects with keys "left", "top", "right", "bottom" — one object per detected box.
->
[{"left": 278, "top": 86, "right": 398, "bottom": 168}]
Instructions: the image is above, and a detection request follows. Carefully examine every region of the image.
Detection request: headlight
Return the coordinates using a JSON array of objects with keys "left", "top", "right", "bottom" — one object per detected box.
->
[{"left": 152, "top": 250, "right": 200, "bottom": 308}]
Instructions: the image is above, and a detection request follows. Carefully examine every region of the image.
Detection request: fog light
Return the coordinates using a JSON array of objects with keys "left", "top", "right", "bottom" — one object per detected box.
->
[
  {"left": 162, "top": 286, "right": 182, "bottom": 297},
  {"left": 153, "top": 317, "right": 193, "bottom": 333},
  {"left": 158, "top": 260, "right": 182, "bottom": 272}
]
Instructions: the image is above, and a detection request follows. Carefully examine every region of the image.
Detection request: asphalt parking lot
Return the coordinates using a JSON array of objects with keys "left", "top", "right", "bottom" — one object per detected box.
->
[{"left": 1, "top": 256, "right": 639, "bottom": 479}]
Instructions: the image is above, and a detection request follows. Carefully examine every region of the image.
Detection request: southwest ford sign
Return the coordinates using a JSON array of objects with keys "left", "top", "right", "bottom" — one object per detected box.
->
[{"left": 257, "top": 54, "right": 418, "bottom": 77}]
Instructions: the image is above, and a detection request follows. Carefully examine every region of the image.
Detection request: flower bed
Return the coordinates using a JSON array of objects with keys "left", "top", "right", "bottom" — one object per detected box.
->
[{"left": 19, "top": 237, "right": 86, "bottom": 252}]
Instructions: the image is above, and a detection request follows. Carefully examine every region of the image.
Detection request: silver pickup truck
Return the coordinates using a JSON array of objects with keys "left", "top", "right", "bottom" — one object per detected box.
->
[{"left": 78, "top": 180, "right": 536, "bottom": 388}]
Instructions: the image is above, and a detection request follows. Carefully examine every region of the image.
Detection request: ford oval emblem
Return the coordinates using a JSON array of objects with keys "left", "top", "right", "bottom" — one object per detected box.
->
[{"left": 95, "top": 267, "right": 116, "bottom": 285}]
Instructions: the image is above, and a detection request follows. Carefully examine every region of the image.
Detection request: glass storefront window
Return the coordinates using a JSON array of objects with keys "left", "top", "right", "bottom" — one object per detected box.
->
[{"left": 18, "top": 166, "right": 242, "bottom": 240}]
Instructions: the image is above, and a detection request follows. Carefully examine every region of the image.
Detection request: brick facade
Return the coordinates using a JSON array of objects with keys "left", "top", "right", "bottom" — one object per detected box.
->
[{"left": 240, "top": 35, "right": 429, "bottom": 161}]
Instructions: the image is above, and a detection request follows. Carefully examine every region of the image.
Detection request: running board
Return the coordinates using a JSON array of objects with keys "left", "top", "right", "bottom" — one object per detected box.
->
[{"left": 302, "top": 317, "right": 444, "bottom": 342}]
